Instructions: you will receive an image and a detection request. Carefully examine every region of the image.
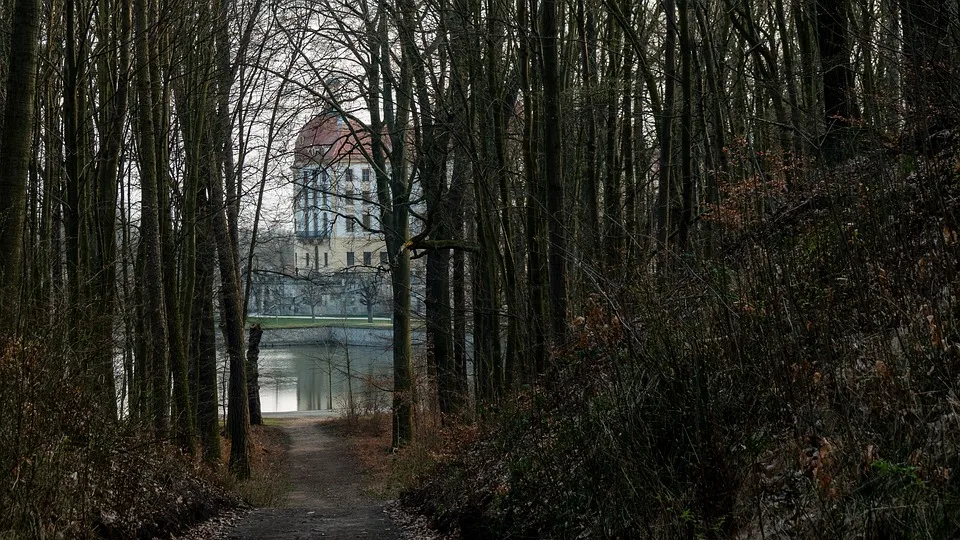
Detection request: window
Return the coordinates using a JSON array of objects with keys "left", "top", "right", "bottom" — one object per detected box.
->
[
  {"left": 306, "top": 252, "right": 310, "bottom": 268},
  {"left": 363, "top": 252, "right": 372, "bottom": 266},
  {"left": 361, "top": 189, "right": 370, "bottom": 203},
  {"left": 346, "top": 252, "right": 355, "bottom": 266},
  {"left": 346, "top": 218, "right": 355, "bottom": 233},
  {"left": 345, "top": 168, "right": 353, "bottom": 182},
  {"left": 314, "top": 245, "right": 319, "bottom": 270},
  {"left": 362, "top": 168, "right": 371, "bottom": 183},
  {"left": 324, "top": 252, "right": 329, "bottom": 267},
  {"left": 318, "top": 169, "right": 328, "bottom": 207},
  {"left": 380, "top": 252, "right": 389, "bottom": 266},
  {"left": 322, "top": 212, "right": 329, "bottom": 234},
  {"left": 362, "top": 212, "right": 371, "bottom": 229}
]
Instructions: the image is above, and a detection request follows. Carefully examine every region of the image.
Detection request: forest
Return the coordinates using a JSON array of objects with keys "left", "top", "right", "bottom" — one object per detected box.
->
[{"left": 1, "top": 0, "right": 959, "bottom": 536}]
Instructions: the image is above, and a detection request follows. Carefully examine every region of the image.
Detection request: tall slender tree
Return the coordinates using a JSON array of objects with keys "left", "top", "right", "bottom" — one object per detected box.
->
[
  {"left": 542, "top": 0, "right": 568, "bottom": 339},
  {"left": 816, "top": 0, "right": 859, "bottom": 159},
  {"left": 0, "top": 0, "right": 40, "bottom": 318}
]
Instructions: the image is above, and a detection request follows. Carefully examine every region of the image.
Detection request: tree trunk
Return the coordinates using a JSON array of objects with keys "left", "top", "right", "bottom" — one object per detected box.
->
[
  {"left": 900, "top": 0, "right": 956, "bottom": 145},
  {"left": 388, "top": 243, "right": 414, "bottom": 446},
  {"left": 451, "top": 146, "right": 470, "bottom": 412},
  {"left": 404, "top": 0, "right": 454, "bottom": 415},
  {"left": 0, "top": 0, "right": 39, "bottom": 317},
  {"left": 209, "top": 160, "right": 251, "bottom": 478},
  {"left": 497, "top": 176, "right": 522, "bottom": 394},
  {"left": 63, "top": 0, "right": 88, "bottom": 342},
  {"left": 576, "top": 0, "right": 600, "bottom": 260},
  {"left": 676, "top": 0, "right": 694, "bottom": 251},
  {"left": 134, "top": 0, "right": 170, "bottom": 438},
  {"left": 541, "top": 0, "right": 568, "bottom": 340},
  {"left": 85, "top": 0, "right": 131, "bottom": 420},
  {"left": 655, "top": 0, "right": 678, "bottom": 260},
  {"left": 521, "top": 0, "right": 548, "bottom": 377},
  {"left": 816, "top": 0, "right": 859, "bottom": 160},
  {"left": 247, "top": 324, "right": 264, "bottom": 425},
  {"left": 160, "top": 151, "right": 195, "bottom": 453},
  {"left": 775, "top": 0, "right": 804, "bottom": 157},
  {"left": 794, "top": 0, "right": 818, "bottom": 142},
  {"left": 602, "top": 18, "right": 623, "bottom": 268},
  {"left": 193, "top": 187, "right": 221, "bottom": 463}
]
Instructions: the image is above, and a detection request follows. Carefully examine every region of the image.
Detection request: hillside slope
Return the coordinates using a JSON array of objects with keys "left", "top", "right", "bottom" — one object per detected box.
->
[{"left": 402, "top": 136, "right": 960, "bottom": 538}]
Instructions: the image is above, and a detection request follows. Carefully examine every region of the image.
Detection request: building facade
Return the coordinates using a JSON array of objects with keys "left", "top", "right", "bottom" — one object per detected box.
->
[
  {"left": 247, "top": 111, "right": 424, "bottom": 319},
  {"left": 292, "top": 112, "right": 389, "bottom": 275}
]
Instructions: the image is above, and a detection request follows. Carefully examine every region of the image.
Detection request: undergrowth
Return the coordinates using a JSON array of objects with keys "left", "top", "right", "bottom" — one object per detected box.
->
[
  {"left": 402, "top": 139, "right": 960, "bottom": 538},
  {"left": 0, "top": 323, "right": 249, "bottom": 538},
  {"left": 221, "top": 423, "right": 292, "bottom": 507}
]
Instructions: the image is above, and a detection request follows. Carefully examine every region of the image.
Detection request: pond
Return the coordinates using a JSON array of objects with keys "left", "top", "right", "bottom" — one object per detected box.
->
[{"left": 222, "top": 343, "right": 394, "bottom": 413}]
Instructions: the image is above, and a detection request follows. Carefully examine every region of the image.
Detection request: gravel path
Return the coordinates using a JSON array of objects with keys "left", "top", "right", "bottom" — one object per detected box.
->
[{"left": 222, "top": 418, "right": 400, "bottom": 539}]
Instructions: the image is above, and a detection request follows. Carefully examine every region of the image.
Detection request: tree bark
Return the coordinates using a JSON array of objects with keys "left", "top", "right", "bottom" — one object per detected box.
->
[
  {"left": 369, "top": 0, "right": 415, "bottom": 446},
  {"left": 602, "top": 17, "right": 624, "bottom": 268},
  {"left": 816, "top": 0, "right": 859, "bottom": 160},
  {"left": 655, "top": 0, "right": 678, "bottom": 260},
  {"left": 541, "top": 0, "right": 568, "bottom": 340},
  {"left": 247, "top": 324, "right": 264, "bottom": 425},
  {"left": 577, "top": 0, "right": 600, "bottom": 260},
  {"left": 900, "top": 0, "right": 956, "bottom": 144},
  {"left": 676, "top": 0, "right": 693, "bottom": 251},
  {"left": 450, "top": 145, "right": 470, "bottom": 411},
  {"left": 193, "top": 187, "right": 221, "bottom": 464},
  {"left": 521, "top": 0, "right": 548, "bottom": 377},
  {"left": 209, "top": 157, "right": 251, "bottom": 478},
  {"left": 0, "top": 0, "right": 39, "bottom": 318},
  {"left": 134, "top": 0, "right": 171, "bottom": 437},
  {"left": 160, "top": 144, "right": 195, "bottom": 453}
]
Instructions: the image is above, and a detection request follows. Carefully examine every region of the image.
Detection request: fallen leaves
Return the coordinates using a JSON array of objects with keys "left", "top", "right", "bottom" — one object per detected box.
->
[{"left": 800, "top": 436, "right": 836, "bottom": 495}]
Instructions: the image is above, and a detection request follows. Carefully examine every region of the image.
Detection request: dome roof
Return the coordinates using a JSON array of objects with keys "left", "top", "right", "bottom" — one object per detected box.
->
[{"left": 293, "top": 112, "right": 371, "bottom": 167}]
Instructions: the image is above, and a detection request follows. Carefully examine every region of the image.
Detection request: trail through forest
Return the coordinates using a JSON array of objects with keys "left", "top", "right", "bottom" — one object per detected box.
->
[{"left": 222, "top": 418, "right": 399, "bottom": 539}]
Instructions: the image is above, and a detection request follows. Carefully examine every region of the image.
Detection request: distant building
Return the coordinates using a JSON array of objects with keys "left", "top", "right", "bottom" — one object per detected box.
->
[
  {"left": 247, "top": 111, "right": 429, "bottom": 319},
  {"left": 292, "top": 112, "right": 390, "bottom": 276}
]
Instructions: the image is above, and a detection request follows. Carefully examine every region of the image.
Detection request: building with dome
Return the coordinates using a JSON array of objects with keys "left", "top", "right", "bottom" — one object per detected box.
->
[
  {"left": 282, "top": 111, "right": 389, "bottom": 318},
  {"left": 247, "top": 111, "right": 424, "bottom": 319},
  {"left": 292, "top": 112, "right": 388, "bottom": 274}
]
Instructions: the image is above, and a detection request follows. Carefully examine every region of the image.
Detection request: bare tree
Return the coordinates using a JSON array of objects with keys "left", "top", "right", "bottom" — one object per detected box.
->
[{"left": 0, "top": 0, "right": 40, "bottom": 319}]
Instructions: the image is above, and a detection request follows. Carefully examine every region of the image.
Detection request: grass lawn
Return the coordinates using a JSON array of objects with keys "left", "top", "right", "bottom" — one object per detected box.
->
[
  {"left": 246, "top": 316, "right": 424, "bottom": 330},
  {"left": 247, "top": 316, "right": 391, "bottom": 329}
]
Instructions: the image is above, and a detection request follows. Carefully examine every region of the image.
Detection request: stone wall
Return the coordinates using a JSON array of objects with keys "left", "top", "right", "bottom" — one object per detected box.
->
[{"left": 258, "top": 326, "right": 425, "bottom": 348}]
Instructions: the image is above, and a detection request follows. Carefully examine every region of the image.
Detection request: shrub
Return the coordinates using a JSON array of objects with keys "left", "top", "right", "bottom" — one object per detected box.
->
[
  {"left": 403, "top": 143, "right": 960, "bottom": 538},
  {"left": 0, "top": 324, "right": 238, "bottom": 538}
]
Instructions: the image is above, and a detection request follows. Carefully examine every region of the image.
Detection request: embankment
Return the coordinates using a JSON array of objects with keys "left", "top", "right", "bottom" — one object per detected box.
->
[{"left": 257, "top": 325, "right": 425, "bottom": 348}]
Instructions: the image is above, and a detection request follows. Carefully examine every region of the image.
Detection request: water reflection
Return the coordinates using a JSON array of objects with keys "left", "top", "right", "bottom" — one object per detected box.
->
[{"left": 226, "top": 343, "right": 393, "bottom": 413}]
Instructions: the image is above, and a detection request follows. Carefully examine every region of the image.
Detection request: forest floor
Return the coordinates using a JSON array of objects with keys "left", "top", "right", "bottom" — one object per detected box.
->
[{"left": 182, "top": 416, "right": 439, "bottom": 539}]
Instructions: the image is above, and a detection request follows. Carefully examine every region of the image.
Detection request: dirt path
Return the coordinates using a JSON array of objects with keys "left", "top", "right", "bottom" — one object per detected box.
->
[{"left": 223, "top": 418, "right": 400, "bottom": 539}]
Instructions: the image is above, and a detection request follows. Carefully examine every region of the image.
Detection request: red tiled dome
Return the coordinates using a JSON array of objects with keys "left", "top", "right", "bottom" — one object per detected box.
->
[{"left": 293, "top": 112, "right": 371, "bottom": 167}]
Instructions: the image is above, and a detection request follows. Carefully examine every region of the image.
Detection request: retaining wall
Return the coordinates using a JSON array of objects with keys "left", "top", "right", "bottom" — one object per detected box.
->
[{"left": 258, "top": 325, "right": 425, "bottom": 348}]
